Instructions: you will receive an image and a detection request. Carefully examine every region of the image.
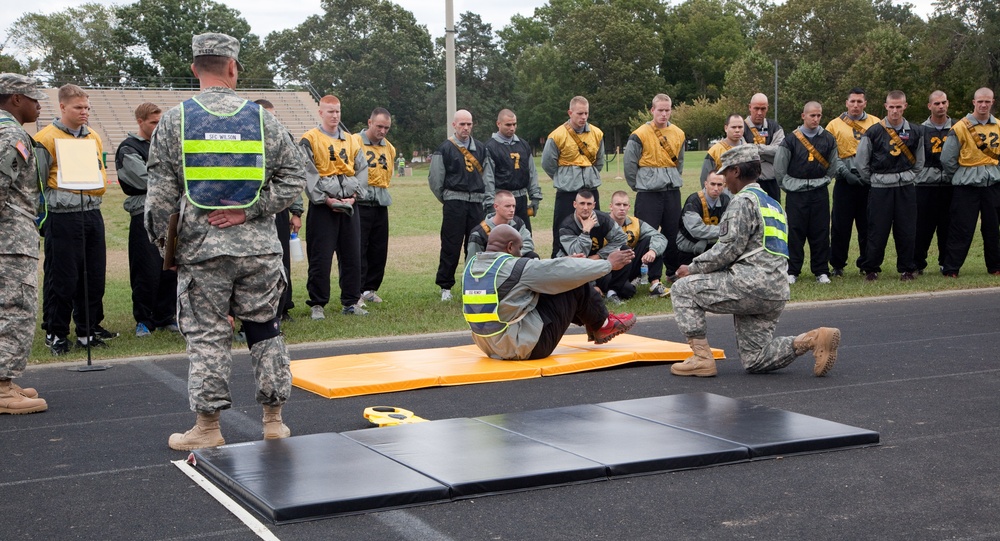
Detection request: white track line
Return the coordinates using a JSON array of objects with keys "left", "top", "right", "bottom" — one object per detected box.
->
[
  {"left": 373, "top": 510, "right": 458, "bottom": 541},
  {"left": 172, "top": 459, "right": 280, "bottom": 541}
]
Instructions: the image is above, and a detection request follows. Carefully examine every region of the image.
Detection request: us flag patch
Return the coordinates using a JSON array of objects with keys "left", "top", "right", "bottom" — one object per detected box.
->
[{"left": 15, "top": 140, "right": 29, "bottom": 161}]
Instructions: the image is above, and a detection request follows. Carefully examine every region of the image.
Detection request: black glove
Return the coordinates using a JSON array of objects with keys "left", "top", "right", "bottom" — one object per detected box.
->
[{"left": 528, "top": 198, "right": 541, "bottom": 217}]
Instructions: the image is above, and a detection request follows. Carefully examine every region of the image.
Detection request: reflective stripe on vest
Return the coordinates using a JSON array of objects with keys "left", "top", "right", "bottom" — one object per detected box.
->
[
  {"left": 462, "top": 253, "right": 514, "bottom": 337},
  {"left": 181, "top": 98, "right": 266, "bottom": 210},
  {"left": 742, "top": 186, "right": 789, "bottom": 258}
]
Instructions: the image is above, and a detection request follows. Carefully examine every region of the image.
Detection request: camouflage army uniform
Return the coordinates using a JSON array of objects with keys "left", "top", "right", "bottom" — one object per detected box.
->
[
  {"left": 671, "top": 182, "right": 798, "bottom": 373},
  {"left": 0, "top": 109, "right": 41, "bottom": 379},
  {"left": 145, "top": 87, "right": 306, "bottom": 412}
]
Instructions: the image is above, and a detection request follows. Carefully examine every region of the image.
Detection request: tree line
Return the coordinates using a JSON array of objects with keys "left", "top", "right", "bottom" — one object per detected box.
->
[{"left": 1, "top": 0, "right": 994, "bottom": 159}]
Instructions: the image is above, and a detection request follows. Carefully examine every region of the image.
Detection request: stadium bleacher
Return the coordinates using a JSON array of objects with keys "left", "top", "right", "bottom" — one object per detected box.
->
[{"left": 26, "top": 88, "right": 319, "bottom": 181}]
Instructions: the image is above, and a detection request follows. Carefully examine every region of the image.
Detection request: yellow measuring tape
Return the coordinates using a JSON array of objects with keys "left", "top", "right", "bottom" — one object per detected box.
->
[{"left": 363, "top": 406, "right": 428, "bottom": 427}]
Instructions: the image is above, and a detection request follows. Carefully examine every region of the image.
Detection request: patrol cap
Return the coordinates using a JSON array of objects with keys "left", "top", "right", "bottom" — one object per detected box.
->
[
  {"left": 716, "top": 144, "right": 761, "bottom": 174},
  {"left": 192, "top": 33, "right": 244, "bottom": 71},
  {"left": 0, "top": 73, "right": 48, "bottom": 101}
]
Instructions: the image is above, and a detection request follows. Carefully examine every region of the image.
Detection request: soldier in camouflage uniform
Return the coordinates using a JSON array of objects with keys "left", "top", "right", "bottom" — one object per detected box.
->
[
  {"left": 670, "top": 145, "right": 841, "bottom": 378},
  {"left": 145, "top": 34, "right": 306, "bottom": 450},
  {"left": 0, "top": 74, "right": 49, "bottom": 414}
]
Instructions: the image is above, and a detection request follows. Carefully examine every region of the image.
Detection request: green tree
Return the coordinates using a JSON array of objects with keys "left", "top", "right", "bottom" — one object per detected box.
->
[
  {"left": 757, "top": 0, "right": 879, "bottom": 95},
  {"left": 553, "top": 3, "right": 664, "bottom": 149},
  {"left": 502, "top": 0, "right": 667, "bottom": 149},
  {"left": 780, "top": 61, "right": 831, "bottom": 129},
  {"left": 117, "top": 0, "right": 270, "bottom": 85},
  {"left": 266, "top": 0, "right": 435, "bottom": 153},
  {"left": 431, "top": 12, "right": 516, "bottom": 143},
  {"left": 9, "top": 4, "right": 144, "bottom": 86},
  {"left": 841, "top": 26, "right": 918, "bottom": 110},
  {"left": 511, "top": 44, "right": 575, "bottom": 150},
  {"left": 0, "top": 43, "right": 29, "bottom": 74},
  {"left": 909, "top": 13, "right": 982, "bottom": 119},
  {"left": 628, "top": 108, "right": 653, "bottom": 132},
  {"left": 497, "top": 14, "right": 550, "bottom": 62},
  {"left": 936, "top": 0, "right": 1000, "bottom": 89},
  {"left": 724, "top": 49, "right": 775, "bottom": 108},
  {"left": 671, "top": 96, "right": 728, "bottom": 150},
  {"left": 661, "top": 0, "right": 750, "bottom": 103}
]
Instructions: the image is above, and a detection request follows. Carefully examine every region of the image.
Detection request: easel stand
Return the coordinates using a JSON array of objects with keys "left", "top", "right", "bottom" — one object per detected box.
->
[{"left": 67, "top": 189, "right": 109, "bottom": 373}]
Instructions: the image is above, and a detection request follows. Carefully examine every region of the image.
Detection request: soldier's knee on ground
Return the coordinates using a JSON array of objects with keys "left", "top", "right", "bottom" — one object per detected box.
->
[
  {"left": 619, "top": 282, "right": 637, "bottom": 299},
  {"left": 242, "top": 317, "right": 281, "bottom": 350}
]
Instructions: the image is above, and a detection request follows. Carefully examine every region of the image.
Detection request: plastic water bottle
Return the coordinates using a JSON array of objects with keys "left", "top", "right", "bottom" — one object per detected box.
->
[
  {"left": 289, "top": 232, "right": 304, "bottom": 262},
  {"left": 640, "top": 264, "right": 649, "bottom": 285}
]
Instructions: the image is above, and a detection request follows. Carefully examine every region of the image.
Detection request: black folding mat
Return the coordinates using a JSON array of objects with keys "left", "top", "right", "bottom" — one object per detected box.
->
[{"left": 190, "top": 392, "right": 879, "bottom": 523}]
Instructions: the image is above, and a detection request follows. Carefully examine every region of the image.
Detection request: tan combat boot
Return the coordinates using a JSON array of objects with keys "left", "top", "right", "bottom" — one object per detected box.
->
[
  {"left": 793, "top": 327, "right": 841, "bottom": 376},
  {"left": 670, "top": 338, "right": 718, "bottom": 377},
  {"left": 168, "top": 411, "right": 225, "bottom": 451},
  {"left": 263, "top": 405, "right": 291, "bottom": 440},
  {"left": 10, "top": 382, "right": 38, "bottom": 399},
  {"left": 0, "top": 380, "right": 47, "bottom": 414}
]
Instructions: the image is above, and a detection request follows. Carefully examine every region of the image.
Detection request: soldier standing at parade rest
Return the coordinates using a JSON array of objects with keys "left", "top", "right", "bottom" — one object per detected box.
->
[
  {"left": 429, "top": 109, "right": 489, "bottom": 301},
  {"left": 856, "top": 90, "right": 925, "bottom": 281},
  {"left": 116, "top": 102, "right": 179, "bottom": 337},
  {"left": 0, "top": 73, "right": 49, "bottom": 414},
  {"left": 354, "top": 107, "right": 396, "bottom": 305},
  {"left": 300, "top": 95, "right": 369, "bottom": 318},
  {"left": 826, "top": 87, "right": 880, "bottom": 277},
  {"left": 744, "top": 93, "right": 785, "bottom": 203},
  {"left": 542, "top": 96, "right": 605, "bottom": 258},
  {"left": 483, "top": 109, "right": 542, "bottom": 231},
  {"left": 700, "top": 114, "right": 745, "bottom": 186},
  {"left": 669, "top": 146, "right": 840, "bottom": 378},
  {"left": 35, "top": 84, "right": 118, "bottom": 353},
  {"left": 774, "top": 101, "right": 840, "bottom": 284},
  {"left": 940, "top": 87, "right": 1000, "bottom": 277},
  {"left": 145, "top": 33, "right": 306, "bottom": 450},
  {"left": 913, "top": 91, "right": 952, "bottom": 274},
  {"left": 624, "top": 93, "right": 685, "bottom": 279}
]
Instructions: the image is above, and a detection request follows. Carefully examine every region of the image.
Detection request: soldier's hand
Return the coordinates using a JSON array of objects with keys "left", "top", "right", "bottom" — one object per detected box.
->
[
  {"left": 842, "top": 169, "right": 862, "bottom": 186},
  {"left": 208, "top": 208, "right": 247, "bottom": 229},
  {"left": 608, "top": 248, "right": 635, "bottom": 270},
  {"left": 675, "top": 265, "right": 691, "bottom": 278},
  {"left": 528, "top": 199, "right": 540, "bottom": 216}
]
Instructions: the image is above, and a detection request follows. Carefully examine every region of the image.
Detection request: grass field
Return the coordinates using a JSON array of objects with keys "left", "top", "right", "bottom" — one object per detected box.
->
[{"left": 29, "top": 151, "right": 1000, "bottom": 363}]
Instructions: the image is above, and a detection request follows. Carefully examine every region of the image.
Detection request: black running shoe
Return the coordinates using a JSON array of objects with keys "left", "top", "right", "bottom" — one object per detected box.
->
[
  {"left": 93, "top": 326, "right": 119, "bottom": 340},
  {"left": 76, "top": 335, "right": 109, "bottom": 349},
  {"left": 50, "top": 336, "right": 70, "bottom": 355}
]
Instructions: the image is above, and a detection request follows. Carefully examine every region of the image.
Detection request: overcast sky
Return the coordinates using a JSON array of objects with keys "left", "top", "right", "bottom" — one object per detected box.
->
[{"left": 0, "top": 1, "right": 545, "bottom": 45}]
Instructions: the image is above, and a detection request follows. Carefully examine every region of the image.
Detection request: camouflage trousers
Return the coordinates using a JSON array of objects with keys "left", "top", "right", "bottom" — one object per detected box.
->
[
  {"left": 0, "top": 255, "right": 38, "bottom": 378},
  {"left": 672, "top": 272, "right": 798, "bottom": 373},
  {"left": 177, "top": 254, "right": 290, "bottom": 412}
]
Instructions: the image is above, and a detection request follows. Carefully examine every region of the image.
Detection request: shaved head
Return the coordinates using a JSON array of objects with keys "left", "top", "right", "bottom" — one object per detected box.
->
[{"left": 485, "top": 224, "right": 522, "bottom": 255}]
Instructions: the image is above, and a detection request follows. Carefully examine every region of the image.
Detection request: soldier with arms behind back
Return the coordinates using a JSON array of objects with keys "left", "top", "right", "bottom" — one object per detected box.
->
[
  {"left": 624, "top": 93, "right": 685, "bottom": 281},
  {"left": 145, "top": 33, "right": 306, "bottom": 450}
]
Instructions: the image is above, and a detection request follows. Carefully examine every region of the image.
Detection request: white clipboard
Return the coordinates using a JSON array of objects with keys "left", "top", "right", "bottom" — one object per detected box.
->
[{"left": 55, "top": 138, "right": 104, "bottom": 190}]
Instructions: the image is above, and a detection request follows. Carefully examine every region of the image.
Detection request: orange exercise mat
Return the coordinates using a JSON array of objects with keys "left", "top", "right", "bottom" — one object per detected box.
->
[{"left": 291, "top": 334, "right": 726, "bottom": 399}]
